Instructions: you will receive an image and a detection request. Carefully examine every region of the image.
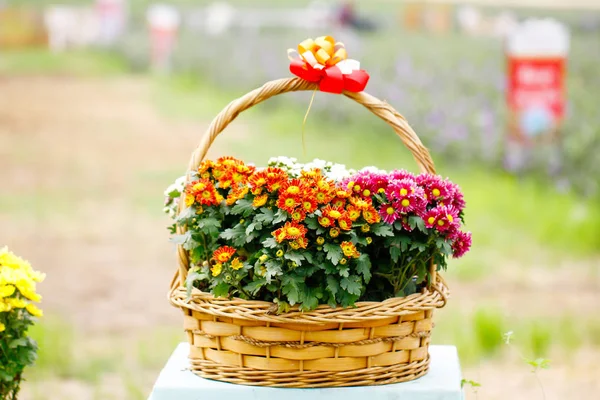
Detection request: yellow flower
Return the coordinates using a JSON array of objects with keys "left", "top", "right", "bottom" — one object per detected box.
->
[
  {"left": 329, "top": 228, "right": 340, "bottom": 238},
  {"left": 230, "top": 257, "right": 243, "bottom": 271},
  {"left": 8, "top": 298, "right": 27, "bottom": 309},
  {"left": 0, "top": 285, "right": 15, "bottom": 298},
  {"left": 366, "top": 237, "right": 373, "bottom": 245},
  {"left": 26, "top": 303, "right": 43, "bottom": 317},
  {"left": 211, "top": 263, "right": 223, "bottom": 277},
  {"left": 185, "top": 194, "right": 195, "bottom": 207},
  {"left": 361, "top": 224, "right": 370, "bottom": 233},
  {"left": 0, "top": 301, "right": 10, "bottom": 312},
  {"left": 0, "top": 322, "right": 5, "bottom": 332},
  {"left": 340, "top": 258, "right": 347, "bottom": 265},
  {"left": 259, "top": 254, "right": 268, "bottom": 263},
  {"left": 316, "top": 236, "right": 325, "bottom": 245},
  {"left": 276, "top": 250, "right": 284, "bottom": 257}
]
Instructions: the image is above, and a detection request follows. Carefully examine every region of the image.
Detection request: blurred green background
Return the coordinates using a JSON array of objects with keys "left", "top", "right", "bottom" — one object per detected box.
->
[{"left": 1, "top": 0, "right": 599, "bottom": 399}]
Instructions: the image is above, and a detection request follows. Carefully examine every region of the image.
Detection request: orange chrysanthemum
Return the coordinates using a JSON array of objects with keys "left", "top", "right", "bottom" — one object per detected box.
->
[
  {"left": 340, "top": 241, "right": 360, "bottom": 258},
  {"left": 331, "top": 197, "right": 347, "bottom": 209},
  {"left": 349, "top": 196, "right": 373, "bottom": 210},
  {"left": 249, "top": 171, "right": 268, "bottom": 190},
  {"left": 318, "top": 215, "right": 334, "bottom": 228},
  {"left": 272, "top": 221, "right": 308, "bottom": 243},
  {"left": 197, "top": 160, "right": 214, "bottom": 176},
  {"left": 301, "top": 198, "right": 318, "bottom": 213},
  {"left": 252, "top": 194, "right": 268, "bottom": 207},
  {"left": 226, "top": 186, "right": 249, "bottom": 206},
  {"left": 187, "top": 179, "right": 220, "bottom": 206},
  {"left": 264, "top": 167, "right": 288, "bottom": 192},
  {"left": 290, "top": 237, "right": 308, "bottom": 250},
  {"left": 280, "top": 178, "right": 304, "bottom": 196},
  {"left": 335, "top": 188, "right": 352, "bottom": 199},
  {"left": 321, "top": 205, "right": 344, "bottom": 220},
  {"left": 290, "top": 209, "right": 306, "bottom": 222},
  {"left": 363, "top": 206, "right": 381, "bottom": 224},
  {"left": 276, "top": 192, "right": 300, "bottom": 213},
  {"left": 338, "top": 216, "right": 353, "bottom": 231},
  {"left": 213, "top": 246, "right": 236, "bottom": 263},
  {"left": 346, "top": 205, "right": 362, "bottom": 221}
]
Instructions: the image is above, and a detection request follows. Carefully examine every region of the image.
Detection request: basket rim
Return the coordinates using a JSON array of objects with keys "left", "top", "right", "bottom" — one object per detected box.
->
[{"left": 170, "top": 274, "right": 448, "bottom": 325}]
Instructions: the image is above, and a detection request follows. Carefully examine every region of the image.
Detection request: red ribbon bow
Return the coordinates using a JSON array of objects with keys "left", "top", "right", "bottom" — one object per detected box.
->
[{"left": 289, "top": 60, "right": 370, "bottom": 94}]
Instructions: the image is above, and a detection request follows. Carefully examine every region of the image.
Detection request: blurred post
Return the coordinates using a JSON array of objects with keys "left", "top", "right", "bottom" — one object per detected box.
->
[
  {"left": 147, "top": 4, "right": 180, "bottom": 73},
  {"left": 401, "top": 1, "right": 424, "bottom": 32},
  {"left": 95, "top": 0, "right": 127, "bottom": 46},
  {"left": 423, "top": 3, "right": 452, "bottom": 35},
  {"left": 0, "top": 6, "right": 46, "bottom": 48},
  {"left": 504, "top": 19, "right": 569, "bottom": 174}
]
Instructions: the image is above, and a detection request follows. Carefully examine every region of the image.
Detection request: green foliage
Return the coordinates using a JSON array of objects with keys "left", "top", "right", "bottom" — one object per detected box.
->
[
  {"left": 472, "top": 307, "right": 505, "bottom": 356},
  {"left": 527, "top": 322, "right": 553, "bottom": 358}
]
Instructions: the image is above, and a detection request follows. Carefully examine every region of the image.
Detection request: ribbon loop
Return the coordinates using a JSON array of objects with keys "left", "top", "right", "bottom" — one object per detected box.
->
[{"left": 288, "top": 35, "right": 369, "bottom": 94}]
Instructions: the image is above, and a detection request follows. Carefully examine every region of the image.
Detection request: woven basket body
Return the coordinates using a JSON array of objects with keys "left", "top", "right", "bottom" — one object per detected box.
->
[{"left": 169, "top": 77, "right": 449, "bottom": 387}]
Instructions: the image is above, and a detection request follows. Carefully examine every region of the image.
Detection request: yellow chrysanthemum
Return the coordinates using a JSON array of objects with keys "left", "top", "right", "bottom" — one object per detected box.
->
[
  {"left": 0, "top": 322, "right": 5, "bottom": 332},
  {"left": 0, "top": 284, "right": 15, "bottom": 298},
  {"left": 26, "top": 303, "right": 43, "bottom": 317},
  {"left": 8, "top": 298, "right": 27, "bottom": 309}
]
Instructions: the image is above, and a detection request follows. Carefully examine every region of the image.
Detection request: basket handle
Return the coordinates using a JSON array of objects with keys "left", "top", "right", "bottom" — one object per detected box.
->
[{"left": 174, "top": 76, "right": 437, "bottom": 289}]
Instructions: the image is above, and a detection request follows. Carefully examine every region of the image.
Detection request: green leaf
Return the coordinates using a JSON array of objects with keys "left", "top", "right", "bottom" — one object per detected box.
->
[
  {"left": 273, "top": 209, "right": 288, "bottom": 224},
  {"left": 304, "top": 216, "right": 319, "bottom": 230},
  {"left": 282, "top": 276, "right": 302, "bottom": 305},
  {"left": 323, "top": 242, "right": 343, "bottom": 266},
  {"left": 0, "top": 370, "right": 14, "bottom": 382},
  {"left": 185, "top": 271, "right": 204, "bottom": 298},
  {"left": 9, "top": 338, "right": 29, "bottom": 349},
  {"left": 389, "top": 246, "right": 401, "bottom": 263},
  {"left": 461, "top": 379, "right": 481, "bottom": 389},
  {"left": 340, "top": 275, "right": 362, "bottom": 295},
  {"left": 338, "top": 289, "right": 360, "bottom": 308},
  {"left": 371, "top": 223, "right": 394, "bottom": 237},
  {"left": 244, "top": 278, "right": 267, "bottom": 296},
  {"left": 410, "top": 240, "right": 428, "bottom": 252},
  {"left": 355, "top": 254, "right": 372, "bottom": 283},
  {"left": 198, "top": 217, "right": 221, "bottom": 234},
  {"left": 246, "top": 221, "right": 263, "bottom": 236},
  {"left": 169, "top": 231, "right": 191, "bottom": 245},
  {"left": 230, "top": 199, "right": 254, "bottom": 217},
  {"left": 326, "top": 275, "right": 340, "bottom": 298},
  {"left": 276, "top": 300, "right": 291, "bottom": 314},
  {"left": 408, "top": 216, "right": 426, "bottom": 232},
  {"left": 176, "top": 206, "right": 195, "bottom": 224},
  {"left": 435, "top": 238, "right": 453, "bottom": 256},
  {"left": 264, "top": 260, "right": 283, "bottom": 282},
  {"left": 338, "top": 265, "right": 350, "bottom": 277},
  {"left": 220, "top": 224, "right": 246, "bottom": 247},
  {"left": 212, "top": 282, "right": 231, "bottom": 298},
  {"left": 255, "top": 207, "right": 275, "bottom": 223},
  {"left": 299, "top": 289, "right": 319, "bottom": 311},
  {"left": 190, "top": 246, "right": 205, "bottom": 264},
  {"left": 262, "top": 237, "right": 279, "bottom": 249},
  {"left": 526, "top": 358, "right": 551, "bottom": 371},
  {"left": 284, "top": 251, "right": 305, "bottom": 266}
]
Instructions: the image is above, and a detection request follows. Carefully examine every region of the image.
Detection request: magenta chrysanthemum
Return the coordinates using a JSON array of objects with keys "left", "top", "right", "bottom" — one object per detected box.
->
[
  {"left": 379, "top": 203, "right": 400, "bottom": 224},
  {"left": 389, "top": 169, "right": 416, "bottom": 181},
  {"left": 452, "top": 231, "right": 472, "bottom": 258}
]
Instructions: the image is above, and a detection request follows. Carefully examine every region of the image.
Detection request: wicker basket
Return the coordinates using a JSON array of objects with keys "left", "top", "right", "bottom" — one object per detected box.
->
[{"left": 169, "top": 77, "right": 450, "bottom": 388}]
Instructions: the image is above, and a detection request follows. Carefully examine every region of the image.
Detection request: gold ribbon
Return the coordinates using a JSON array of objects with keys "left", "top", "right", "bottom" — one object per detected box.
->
[
  {"left": 288, "top": 35, "right": 348, "bottom": 68},
  {"left": 287, "top": 36, "right": 349, "bottom": 157}
]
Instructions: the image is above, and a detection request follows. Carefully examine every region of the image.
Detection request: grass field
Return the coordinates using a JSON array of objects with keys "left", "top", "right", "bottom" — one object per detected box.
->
[{"left": 1, "top": 49, "right": 599, "bottom": 399}]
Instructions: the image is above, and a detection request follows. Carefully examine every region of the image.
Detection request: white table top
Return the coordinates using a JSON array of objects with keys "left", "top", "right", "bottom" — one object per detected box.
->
[{"left": 149, "top": 343, "right": 464, "bottom": 400}]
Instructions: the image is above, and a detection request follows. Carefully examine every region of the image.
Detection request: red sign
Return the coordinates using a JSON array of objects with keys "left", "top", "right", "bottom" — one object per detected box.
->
[{"left": 507, "top": 56, "right": 566, "bottom": 120}]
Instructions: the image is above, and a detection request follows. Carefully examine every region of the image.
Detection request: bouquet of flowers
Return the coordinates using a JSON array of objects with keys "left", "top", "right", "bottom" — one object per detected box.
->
[
  {"left": 165, "top": 156, "right": 471, "bottom": 312},
  {"left": 0, "top": 247, "right": 44, "bottom": 400}
]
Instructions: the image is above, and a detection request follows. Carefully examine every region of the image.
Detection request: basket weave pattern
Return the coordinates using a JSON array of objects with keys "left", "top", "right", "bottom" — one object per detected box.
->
[{"left": 169, "top": 77, "right": 449, "bottom": 387}]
